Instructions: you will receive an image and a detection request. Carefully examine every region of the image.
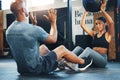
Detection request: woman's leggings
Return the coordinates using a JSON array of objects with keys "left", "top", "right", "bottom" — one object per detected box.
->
[{"left": 72, "top": 46, "right": 107, "bottom": 68}]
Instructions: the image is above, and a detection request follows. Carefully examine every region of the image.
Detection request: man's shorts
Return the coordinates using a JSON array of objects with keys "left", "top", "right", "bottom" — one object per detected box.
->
[{"left": 41, "top": 51, "right": 58, "bottom": 73}]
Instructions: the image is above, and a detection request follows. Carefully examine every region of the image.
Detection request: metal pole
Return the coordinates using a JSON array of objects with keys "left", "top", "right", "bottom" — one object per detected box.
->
[
  {"left": 66, "top": 0, "right": 74, "bottom": 50},
  {"left": 0, "top": 0, "right": 1, "bottom": 10}
]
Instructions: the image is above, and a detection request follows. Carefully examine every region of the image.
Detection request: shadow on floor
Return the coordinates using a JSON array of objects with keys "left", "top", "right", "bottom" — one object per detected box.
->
[{"left": 0, "top": 59, "right": 120, "bottom": 80}]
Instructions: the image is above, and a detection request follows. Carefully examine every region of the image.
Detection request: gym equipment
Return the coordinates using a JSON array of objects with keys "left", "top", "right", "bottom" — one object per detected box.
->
[
  {"left": 83, "top": 0, "right": 102, "bottom": 12},
  {"left": 75, "top": 35, "right": 93, "bottom": 49}
]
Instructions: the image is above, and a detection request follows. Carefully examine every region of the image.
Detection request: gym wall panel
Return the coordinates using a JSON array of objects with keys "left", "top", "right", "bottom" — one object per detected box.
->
[
  {"left": 0, "top": 10, "right": 3, "bottom": 28},
  {"left": 0, "top": 11, "right": 3, "bottom": 55}
]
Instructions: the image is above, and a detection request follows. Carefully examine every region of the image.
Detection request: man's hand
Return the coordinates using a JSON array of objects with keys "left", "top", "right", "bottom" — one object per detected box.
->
[
  {"left": 43, "top": 9, "right": 58, "bottom": 44},
  {"left": 44, "top": 9, "right": 57, "bottom": 25},
  {"left": 29, "top": 12, "right": 37, "bottom": 25}
]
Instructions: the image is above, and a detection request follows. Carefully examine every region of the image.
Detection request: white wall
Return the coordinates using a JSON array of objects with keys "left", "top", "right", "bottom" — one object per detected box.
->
[
  {"left": 72, "top": 0, "right": 93, "bottom": 44},
  {"left": 72, "top": 8, "right": 94, "bottom": 44}
]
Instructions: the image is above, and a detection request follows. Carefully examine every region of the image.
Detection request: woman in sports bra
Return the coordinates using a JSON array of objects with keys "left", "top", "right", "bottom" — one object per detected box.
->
[{"left": 77, "top": 1, "right": 114, "bottom": 68}]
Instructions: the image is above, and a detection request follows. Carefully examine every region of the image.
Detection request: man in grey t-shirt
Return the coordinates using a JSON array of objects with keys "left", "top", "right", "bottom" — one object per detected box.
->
[{"left": 6, "top": 0, "right": 92, "bottom": 75}]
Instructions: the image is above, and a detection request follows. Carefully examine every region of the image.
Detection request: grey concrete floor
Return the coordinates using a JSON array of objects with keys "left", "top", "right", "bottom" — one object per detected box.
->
[{"left": 0, "top": 58, "right": 120, "bottom": 80}]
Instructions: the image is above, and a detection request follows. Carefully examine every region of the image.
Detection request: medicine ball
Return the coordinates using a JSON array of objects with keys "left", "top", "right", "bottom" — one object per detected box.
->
[{"left": 83, "top": 0, "right": 102, "bottom": 12}]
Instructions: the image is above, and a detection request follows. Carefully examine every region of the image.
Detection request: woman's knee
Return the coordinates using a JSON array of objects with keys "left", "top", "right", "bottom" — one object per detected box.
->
[
  {"left": 85, "top": 47, "right": 91, "bottom": 50},
  {"left": 84, "top": 47, "right": 93, "bottom": 52},
  {"left": 76, "top": 46, "right": 83, "bottom": 49},
  {"left": 72, "top": 46, "right": 84, "bottom": 56}
]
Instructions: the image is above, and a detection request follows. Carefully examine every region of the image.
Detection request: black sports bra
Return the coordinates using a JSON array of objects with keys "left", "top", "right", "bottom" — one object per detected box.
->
[{"left": 92, "top": 33, "right": 109, "bottom": 48}]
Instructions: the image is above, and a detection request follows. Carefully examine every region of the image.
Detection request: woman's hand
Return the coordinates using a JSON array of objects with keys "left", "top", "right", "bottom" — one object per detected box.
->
[
  {"left": 80, "top": 10, "right": 95, "bottom": 37},
  {"left": 100, "top": 0, "right": 107, "bottom": 11},
  {"left": 80, "top": 10, "right": 88, "bottom": 27},
  {"left": 84, "top": 10, "right": 88, "bottom": 15}
]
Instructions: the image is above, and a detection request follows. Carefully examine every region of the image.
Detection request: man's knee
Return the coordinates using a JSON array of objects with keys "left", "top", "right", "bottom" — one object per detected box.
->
[
  {"left": 39, "top": 44, "right": 50, "bottom": 55},
  {"left": 53, "top": 45, "right": 67, "bottom": 55},
  {"left": 58, "top": 45, "right": 66, "bottom": 50},
  {"left": 53, "top": 45, "right": 67, "bottom": 60},
  {"left": 40, "top": 44, "right": 47, "bottom": 49}
]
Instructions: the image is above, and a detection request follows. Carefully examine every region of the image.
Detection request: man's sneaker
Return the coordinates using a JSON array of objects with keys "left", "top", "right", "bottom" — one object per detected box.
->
[
  {"left": 62, "top": 61, "right": 78, "bottom": 71},
  {"left": 78, "top": 57, "right": 93, "bottom": 71},
  {"left": 58, "top": 59, "right": 66, "bottom": 70}
]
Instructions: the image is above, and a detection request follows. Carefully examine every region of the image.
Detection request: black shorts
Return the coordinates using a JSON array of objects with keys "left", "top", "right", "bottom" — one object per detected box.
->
[{"left": 41, "top": 51, "right": 58, "bottom": 73}]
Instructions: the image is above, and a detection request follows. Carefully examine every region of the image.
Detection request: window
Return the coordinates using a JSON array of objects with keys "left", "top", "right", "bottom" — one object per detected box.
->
[
  {"left": 30, "top": 0, "right": 54, "bottom": 7},
  {"left": 2, "top": 0, "right": 54, "bottom": 10},
  {"left": 2, "top": 0, "right": 15, "bottom": 10},
  {"left": 63, "top": 0, "right": 76, "bottom": 2}
]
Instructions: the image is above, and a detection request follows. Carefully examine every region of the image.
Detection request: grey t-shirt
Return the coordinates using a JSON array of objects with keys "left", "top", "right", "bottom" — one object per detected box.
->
[{"left": 6, "top": 21, "right": 48, "bottom": 73}]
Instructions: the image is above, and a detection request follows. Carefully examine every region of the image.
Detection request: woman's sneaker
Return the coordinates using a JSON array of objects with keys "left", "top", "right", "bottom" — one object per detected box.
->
[{"left": 78, "top": 57, "right": 93, "bottom": 71}]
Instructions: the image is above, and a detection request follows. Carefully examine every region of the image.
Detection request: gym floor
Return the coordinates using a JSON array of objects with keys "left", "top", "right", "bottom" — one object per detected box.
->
[{"left": 0, "top": 58, "right": 120, "bottom": 80}]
